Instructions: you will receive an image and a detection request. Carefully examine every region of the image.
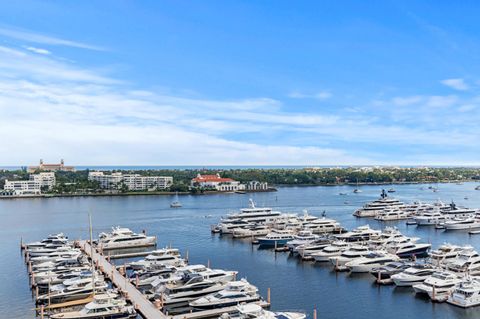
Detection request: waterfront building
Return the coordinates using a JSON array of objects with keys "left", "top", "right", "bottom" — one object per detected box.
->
[
  {"left": 88, "top": 171, "right": 173, "bottom": 191},
  {"left": 3, "top": 180, "right": 41, "bottom": 195},
  {"left": 245, "top": 181, "right": 269, "bottom": 191},
  {"left": 191, "top": 174, "right": 245, "bottom": 192},
  {"left": 30, "top": 172, "right": 56, "bottom": 190},
  {"left": 27, "top": 159, "right": 75, "bottom": 173},
  {"left": 88, "top": 172, "right": 124, "bottom": 189}
]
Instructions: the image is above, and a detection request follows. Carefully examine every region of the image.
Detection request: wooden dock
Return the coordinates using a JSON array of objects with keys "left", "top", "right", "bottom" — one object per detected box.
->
[{"left": 79, "top": 240, "right": 167, "bottom": 319}]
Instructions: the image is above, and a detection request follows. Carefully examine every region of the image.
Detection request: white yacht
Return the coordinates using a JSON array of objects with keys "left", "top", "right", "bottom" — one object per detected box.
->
[
  {"left": 443, "top": 217, "right": 480, "bottom": 231},
  {"left": 129, "top": 254, "right": 185, "bottom": 270},
  {"left": 178, "top": 264, "right": 238, "bottom": 283},
  {"left": 98, "top": 227, "right": 156, "bottom": 250},
  {"left": 447, "top": 278, "right": 480, "bottom": 308},
  {"left": 413, "top": 271, "right": 462, "bottom": 302},
  {"left": 345, "top": 251, "right": 400, "bottom": 273},
  {"left": 232, "top": 225, "right": 270, "bottom": 238},
  {"left": 286, "top": 230, "right": 319, "bottom": 250},
  {"left": 335, "top": 225, "right": 381, "bottom": 242},
  {"left": 329, "top": 245, "right": 371, "bottom": 270},
  {"left": 374, "top": 208, "right": 410, "bottom": 221},
  {"left": 221, "top": 199, "right": 282, "bottom": 224},
  {"left": 446, "top": 247, "right": 480, "bottom": 275},
  {"left": 413, "top": 209, "right": 447, "bottom": 226},
  {"left": 353, "top": 190, "right": 404, "bottom": 217},
  {"left": 429, "top": 243, "right": 463, "bottom": 266},
  {"left": 26, "top": 233, "right": 69, "bottom": 249},
  {"left": 440, "top": 202, "right": 478, "bottom": 218},
  {"left": 294, "top": 238, "right": 332, "bottom": 258},
  {"left": 224, "top": 303, "right": 306, "bottom": 319},
  {"left": 49, "top": 293, "right": 136, "bottom": 319},
  {"left": 189, "top": 279, "right": 261, "bottom": 309},
  {"left": 311, "top": 241, "right": 349, "bottom": 262},
  {"left": 390, "top": 265, "right": 436, "bottom": 286},
  {"left": 302, "top": 218, "right": 342, "bottom": 234}
]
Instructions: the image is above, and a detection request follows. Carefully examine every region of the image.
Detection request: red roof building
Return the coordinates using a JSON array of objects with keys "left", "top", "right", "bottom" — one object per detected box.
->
[{"left": 191, "top": 174, "right": 244, "bottom": 192}]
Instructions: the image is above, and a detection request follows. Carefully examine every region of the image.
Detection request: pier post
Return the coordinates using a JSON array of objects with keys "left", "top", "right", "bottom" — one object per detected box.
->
[
  {"left": 40, "top": 305, "right": 44, "bottom": 319},
  {"left": 207, "top": 259, "right": 210, "bottom": 268},
  {"left": 20, "top": 237, "right": 23, "bottom": 250},
  {"left": 313, "top": 307, "right": 317, "bottom": 319},
  {"left": 136, "top": 274, "right": 139, "bottom": 288},
  {"left": 185, "top": 250, "right": 189, "bottom": 263},
  {"left": 267, "top": 287, "right": 271, "bottom": 304}
]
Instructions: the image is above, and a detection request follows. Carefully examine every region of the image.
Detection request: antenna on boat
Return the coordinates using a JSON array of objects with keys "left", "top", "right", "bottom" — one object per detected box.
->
[{"left": 89, "top": 211, "right": 95, "bottom": 297}]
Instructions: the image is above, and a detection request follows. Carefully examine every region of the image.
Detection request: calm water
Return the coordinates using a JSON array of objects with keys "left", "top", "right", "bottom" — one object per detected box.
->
[{"left": 2, "top": 182, "right": 480, "bottom": 318}]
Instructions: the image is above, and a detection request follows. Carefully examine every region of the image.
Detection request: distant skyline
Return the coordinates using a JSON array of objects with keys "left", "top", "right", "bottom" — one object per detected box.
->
[{"left": 1, "top": 1, "right": 480, "bottom": 166}]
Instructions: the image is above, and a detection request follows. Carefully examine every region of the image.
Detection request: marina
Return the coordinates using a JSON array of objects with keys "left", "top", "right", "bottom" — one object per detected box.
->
[{"left": 4, "top": 182, "right": 480, "bottom": 319}]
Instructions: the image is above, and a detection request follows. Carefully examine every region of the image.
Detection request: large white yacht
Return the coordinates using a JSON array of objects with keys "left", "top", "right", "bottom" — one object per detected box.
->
[
  {"left": 302, "top": 218, "right": 342, "bottom": 234},
  {"left": 440, "top": 202, "right": 479, "bottom": 218},
  {"left": 445, "top": 247, "right": 480, "bottom": 275},
  {"left": 429, "top": 243, "right": 464, "bottom": 266},
  {"left": 329, "top": 245, "right": 371, "bottom": 270},
  {"left": 129, "top": 251, "right": 185, "bottom": 270},
  {"left": 345, "top": 251, "right": 400, "bottom": 273},
  {"left": 286, "top": 230, "right": 319, "bottom": 250},
  {"left": 374, "top": 208, "right": 410, "bottom": 221},
  {"left": 189, "top": 279, "right": 261, "bottom": 310},
  {"left": 390, "top": 265, "right": 436, "bottom": 286},
  {"left": 221, "top": 199, "right": 282, "bottom": 224},
  {"left": 413, "top": 271, "right": 462, "bottom": 302},
  {"left": 224, "top": 303, "right": 306, "bottom": 319},
  {"left": 311, "top": 241, "right": 349, "bottom": 262},
  {"left": 414, "top": 209, "right": 447, "bottom": 226},
  {"left": 443, "top": 217, "right": 480, "bottom": 231},
  {"left": 98, "top": 227, "right": 156, "bottom": 250},
  {"left": 232, "top": 225, "right": 270, "bottom": 238},
  {"left": 353, "top": 190, "right": 404, "bottom": 217},
  {"left": 335, "top": 225, "right": 381, "bottom": 242},
  {"left": 49, "top": 293, "right": 137, "bottom": 319},
  {"left": 447, "top": 278, "right": 480, "bottom": 308}
]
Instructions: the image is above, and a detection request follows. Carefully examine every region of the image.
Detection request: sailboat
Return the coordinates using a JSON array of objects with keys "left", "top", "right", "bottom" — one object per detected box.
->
[
  {"left": 353, "top": 179, "right": 362, "bottom": 193},
  {"left": 170, "top": 192, "right": 182, "bottom": 208}
]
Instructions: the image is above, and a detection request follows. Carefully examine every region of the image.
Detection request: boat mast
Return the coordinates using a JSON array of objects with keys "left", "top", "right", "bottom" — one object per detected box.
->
[{"left": 89, "top": 212, "right": 95, "bottom": 297}]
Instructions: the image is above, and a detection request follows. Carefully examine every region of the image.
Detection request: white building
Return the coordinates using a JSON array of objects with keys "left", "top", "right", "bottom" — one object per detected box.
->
[
  {"left": 88, "top": 172, "right": 173, "bottom": 191},
  {"left": 191, "top": 174, "right": 245, "bottom": 192},
  {"left": 245, "top": 181, "right": 269, "bottom": 191},
  {"left": 123, "top": 174, "right": 173, "bottom": 191},
  {"left": 3, "top": 180, "right": 41, "bottom": 195},
  {"left": 30, "top": 172, "right": 56, "bottom": 190},
  {"left": 88, "top": 172, "right": 124, "bottom": 189}
]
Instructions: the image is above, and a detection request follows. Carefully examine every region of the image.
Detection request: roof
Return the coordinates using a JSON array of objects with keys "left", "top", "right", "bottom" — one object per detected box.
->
[{"left": 192, "top": 174, "right": 235, "bottom": 183}]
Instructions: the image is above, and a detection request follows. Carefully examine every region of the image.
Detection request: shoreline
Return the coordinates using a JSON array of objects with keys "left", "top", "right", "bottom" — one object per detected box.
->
[
  {"left": 0, "top": 188, "right": 277, "bottom": 200},
  {"left": 1, "top": 179, "right": 478, "bottom": 200}
]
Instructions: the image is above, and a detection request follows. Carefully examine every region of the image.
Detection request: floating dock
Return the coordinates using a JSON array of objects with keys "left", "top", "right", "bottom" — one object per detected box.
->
[{"left": 78, "top": 240, "right": 168, "bottom": 319}]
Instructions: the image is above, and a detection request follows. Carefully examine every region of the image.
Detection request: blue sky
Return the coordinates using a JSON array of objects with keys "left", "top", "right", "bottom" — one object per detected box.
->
[{"left": 0, "top": 1, "right": 479, "bottom": 165}]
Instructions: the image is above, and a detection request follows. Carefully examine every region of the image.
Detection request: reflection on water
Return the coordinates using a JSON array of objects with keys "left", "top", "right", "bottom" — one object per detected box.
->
[{"left": 2, "top": 182, "right": 480, "bottom": 318}]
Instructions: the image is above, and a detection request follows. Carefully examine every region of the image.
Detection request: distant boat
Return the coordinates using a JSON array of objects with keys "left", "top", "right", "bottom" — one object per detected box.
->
[
  {"left": 387, "top": 188, "right": 395, "bottom": 193},
  {"left": 475, "top": 186, "right": 480, "bottom": 190},
  {"left": 339, "top": 192, "right": 347, "bottom": 196},
  {"left": 170, "top": 192, "right": 182, "bottom": 208},
  {"left": 353, "top": 180, "right": 362, "bottom": 193}
]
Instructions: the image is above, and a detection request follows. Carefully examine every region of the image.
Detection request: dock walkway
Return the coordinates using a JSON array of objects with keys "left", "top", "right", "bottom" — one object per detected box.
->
[{"left": 79, "top": 240, "right": 167, "bottom": 319}]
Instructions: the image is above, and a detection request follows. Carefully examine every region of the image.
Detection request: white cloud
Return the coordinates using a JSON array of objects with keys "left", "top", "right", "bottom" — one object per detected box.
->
[
  {"left": 426, "top": 95, "right": 457, "bottom": 107},
  {"left": 25, "top": 46, "right": 51, "bottom": 55},
  {"left": 0, "top": 26, "right": 104, "bottom": 51},
  {"left": 1, "top": 40, "right": 480, "bottom": 166},
  {"left": 441, "top": 78, "right": 469, "bottom": 91},
  {"left": 288, "top": 90, "right": 332, "bottom": 100},
  {"left": 392, "top": 95, "right": 423, "bottom": 106}
]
